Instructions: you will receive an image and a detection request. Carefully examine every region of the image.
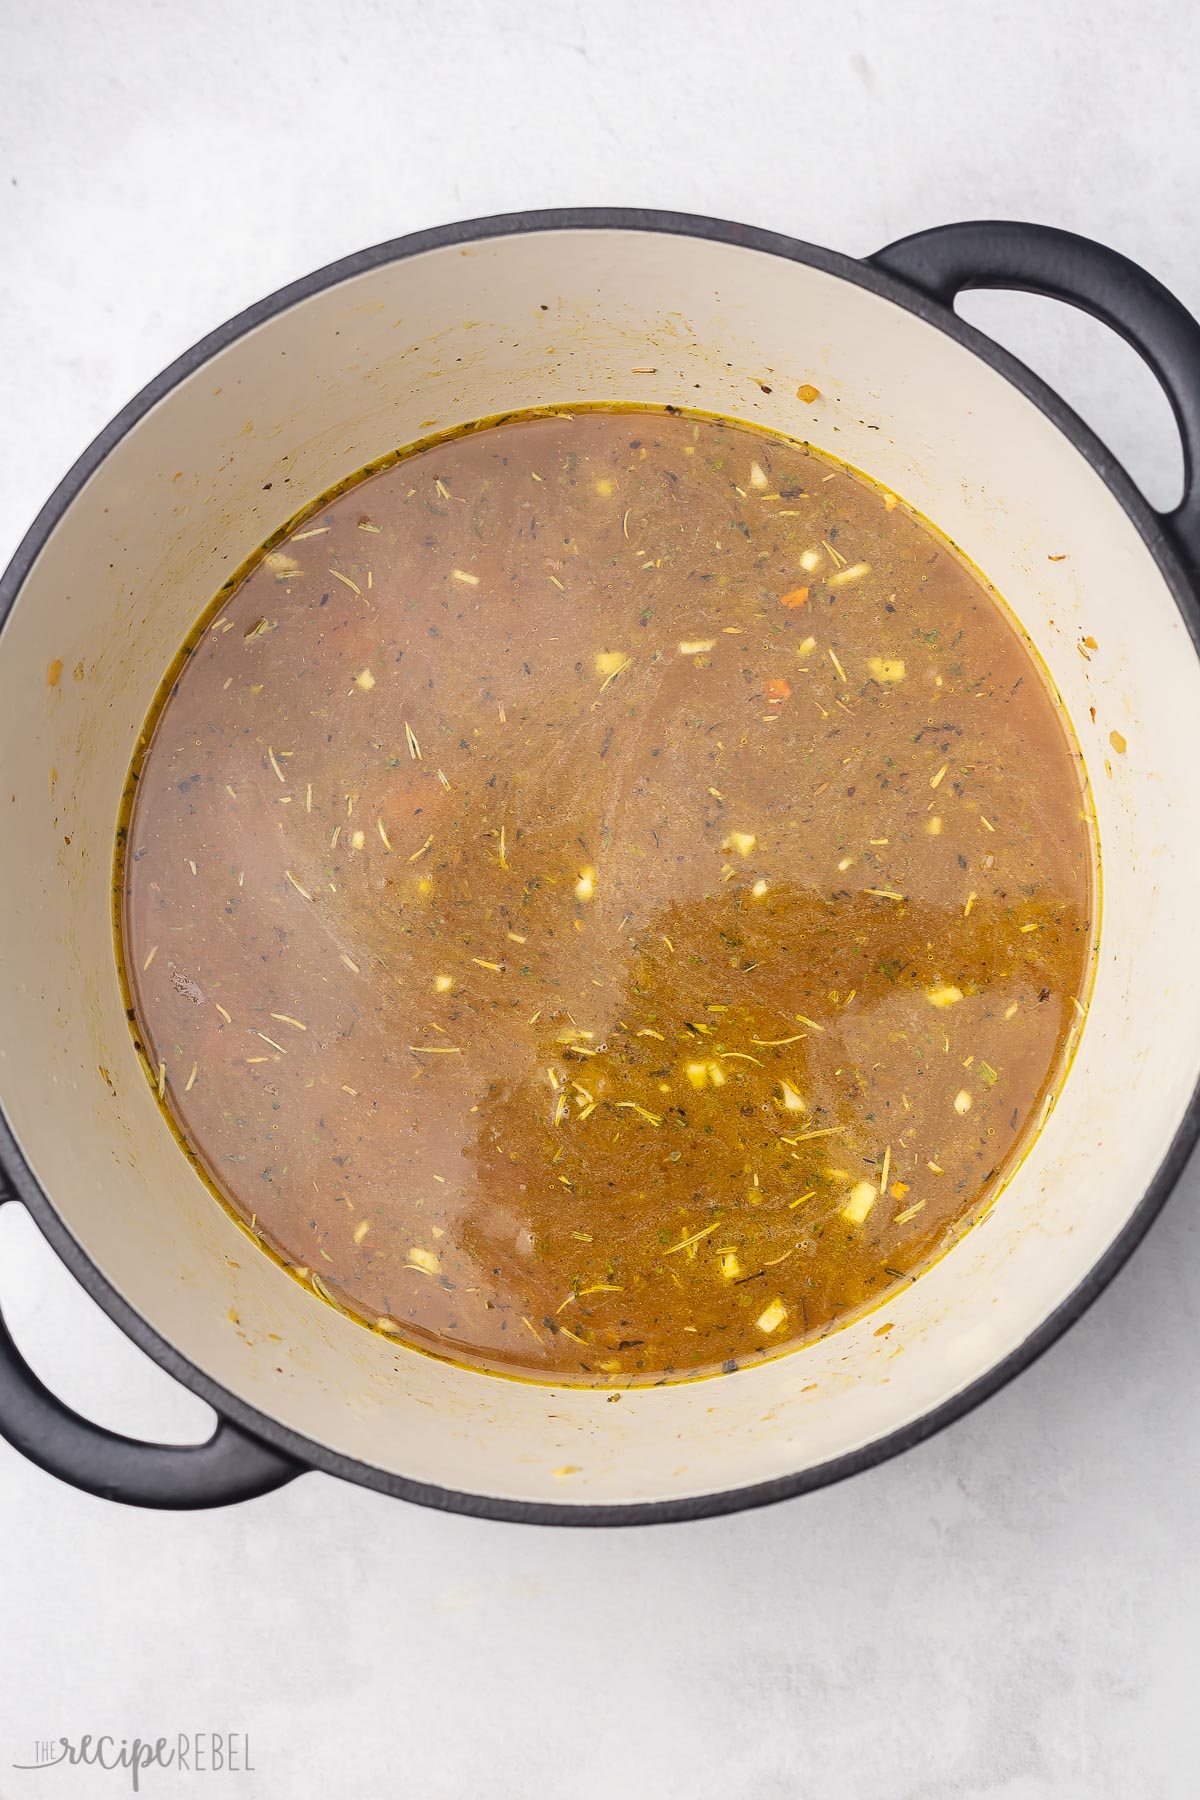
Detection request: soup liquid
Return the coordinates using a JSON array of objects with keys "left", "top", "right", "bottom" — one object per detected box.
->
[{"left": 119, "top": 409, "right": 1094, "bottom": 1384}]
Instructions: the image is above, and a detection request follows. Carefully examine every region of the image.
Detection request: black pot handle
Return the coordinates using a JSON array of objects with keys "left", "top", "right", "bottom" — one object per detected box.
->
[
  {"left": 0, "top": 1188, "right": 301, "bottom": 1508},
  {"left": 870, "top": 219, "right": 1200, "bottom": 573}
]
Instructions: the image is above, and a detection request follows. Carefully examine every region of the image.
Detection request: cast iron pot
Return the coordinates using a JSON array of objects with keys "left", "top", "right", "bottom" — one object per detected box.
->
[{"left": 3, "top": 211, "right": 1200, "bottom": 1522}]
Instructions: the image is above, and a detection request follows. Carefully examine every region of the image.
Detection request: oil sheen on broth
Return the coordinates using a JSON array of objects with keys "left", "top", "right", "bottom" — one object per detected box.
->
[{"left": 120, "top": 408, "right": 1093, "bottom": 1385}]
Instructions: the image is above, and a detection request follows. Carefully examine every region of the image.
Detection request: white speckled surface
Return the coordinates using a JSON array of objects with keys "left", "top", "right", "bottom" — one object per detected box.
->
[{"left": 3, "top": 3, "right": 1200, "bottom": 1794}]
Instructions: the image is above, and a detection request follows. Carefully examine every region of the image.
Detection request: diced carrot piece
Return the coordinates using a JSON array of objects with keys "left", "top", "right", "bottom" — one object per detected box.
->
[
  {"left": 780, "top": 587, "right": 809, "bottom": 608},
  {"left": 764, "top": 677, "right": 792, "bottom": 705}
]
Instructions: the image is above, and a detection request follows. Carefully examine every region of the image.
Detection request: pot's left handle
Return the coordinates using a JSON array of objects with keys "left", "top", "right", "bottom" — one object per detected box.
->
[{"left": 0, "top": 1188, "right": 302, "bottom": 1508}]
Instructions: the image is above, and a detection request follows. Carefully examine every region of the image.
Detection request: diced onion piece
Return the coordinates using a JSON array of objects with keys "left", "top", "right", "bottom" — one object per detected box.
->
[
  {"left": 756, "top": 1297, "right": 788, "bottom": 1334},
  {"left": 723, "top": 831, "right": 757, "bottom": 858},
  {"left": 779, "top": 1081, "right": 805, "bottom": 1113},
  {"left": 926, "top": 984, "right": 963, "bottom": 1009},
  {"left": 841, "top": 1181, "right": 877, "bottom": 1225},
  {"left": 829, "top": 561, "right": 871, "bottom": 588},
  {"left": 954, "top": 1089, "right": 973, "bottom": 1115},
  {"left": 866, "top": 657, "right": 905, "bottom": 684},
  {"left": 574, "top": 867, "right": 596, "bottom": 902},
  {"left": 406, "top": 1247, "right": 440, "bottom": 1274}
]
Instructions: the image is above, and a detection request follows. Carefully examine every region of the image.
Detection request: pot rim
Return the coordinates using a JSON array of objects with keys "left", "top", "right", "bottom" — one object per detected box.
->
[{"left": 2, "top": 205, "right": 1198, "bottom": 1526}]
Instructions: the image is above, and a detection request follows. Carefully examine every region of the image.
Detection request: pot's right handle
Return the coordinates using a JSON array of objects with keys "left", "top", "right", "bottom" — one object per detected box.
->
[
  {"left": 870, "top": 220, "right": 1200, "bottom": 573},
  {"left": 0, "top": 1187, "right": 302, "bottom": 1508}
]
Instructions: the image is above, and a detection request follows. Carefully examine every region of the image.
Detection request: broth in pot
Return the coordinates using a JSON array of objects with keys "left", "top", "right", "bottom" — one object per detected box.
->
[{"left": 118, "top": 408, "right": 1094, "bottom": 1385}]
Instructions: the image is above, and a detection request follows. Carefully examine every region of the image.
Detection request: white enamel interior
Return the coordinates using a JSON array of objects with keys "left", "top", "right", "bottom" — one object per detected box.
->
[{"left": 2, "top": 225, "right": 1199, "bottom": 1510}]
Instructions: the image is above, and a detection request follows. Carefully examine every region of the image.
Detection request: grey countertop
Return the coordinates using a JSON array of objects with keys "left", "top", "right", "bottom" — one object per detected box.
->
[{"left": 2, "top": 3, "right": 1198, "bottom": 1794}]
